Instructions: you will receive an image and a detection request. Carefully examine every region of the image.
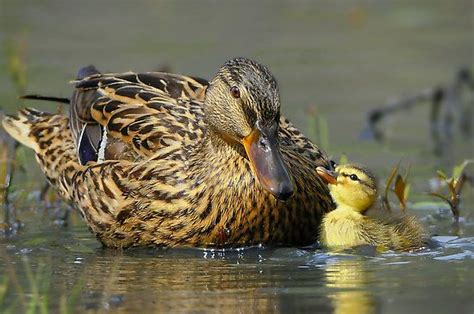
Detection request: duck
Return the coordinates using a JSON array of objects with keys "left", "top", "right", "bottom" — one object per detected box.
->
[
  {"left": 2, "top": 57, "right": 334, "bottom": 248},
  {"left": 316, "top": 163, "right": 427, "bottom": 251}
]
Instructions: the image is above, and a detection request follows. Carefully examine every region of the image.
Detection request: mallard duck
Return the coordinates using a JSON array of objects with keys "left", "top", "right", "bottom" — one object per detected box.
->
[
  {"left": 2, "top": 57, "right": 334, "bottom": 248},
  {"left": 316, "top": 164, "right": 427, "bottom": 251}
]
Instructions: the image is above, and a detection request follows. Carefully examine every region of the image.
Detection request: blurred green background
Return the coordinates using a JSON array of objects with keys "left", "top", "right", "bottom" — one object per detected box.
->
[{"left": 1, "top": 1, "right": 471, "bottom": 154}]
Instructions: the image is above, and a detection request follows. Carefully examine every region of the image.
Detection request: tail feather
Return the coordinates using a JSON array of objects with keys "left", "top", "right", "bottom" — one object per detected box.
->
[
  {"left": 20, "top": 95, "right": 70, "bottom": 104},
  {"left": 1, "top": 108, "right": 45, "bottom": 152},
  {"left": 2, "top": 108, "right": 78, "bottom": 201}
]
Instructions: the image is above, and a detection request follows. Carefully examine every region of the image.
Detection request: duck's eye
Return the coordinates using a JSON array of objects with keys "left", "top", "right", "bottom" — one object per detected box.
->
[
  {"left": 330, "top": 160, "right": 337, "bottom": 169},
  {"left": 349, "top": 174, "right": 359, "bottom": 181},
  {"left": 230, "top": 86, "right": 240, "bottom": 98}
]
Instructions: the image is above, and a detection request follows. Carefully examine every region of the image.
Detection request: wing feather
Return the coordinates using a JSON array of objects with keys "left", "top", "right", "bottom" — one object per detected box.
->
[{"left": 74, "top": 72, "right": 208, "bottom": 158}]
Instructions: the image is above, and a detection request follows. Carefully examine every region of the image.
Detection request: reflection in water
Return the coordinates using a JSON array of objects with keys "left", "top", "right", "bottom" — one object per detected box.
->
[
  {"left": 2, "top": 227, "right": 474, "bottom": 312},
  {"left": 324, "top": 257, "right": 377, "bottom": 314},
  {"left": 73, "top": 249, "right": 378, "bottom": 312},
  {"left": 45, "top": 248, "right": 326, "bottom": 312},
  {"left": 65, "top": 251, "right": 276, "bottom": 312}
]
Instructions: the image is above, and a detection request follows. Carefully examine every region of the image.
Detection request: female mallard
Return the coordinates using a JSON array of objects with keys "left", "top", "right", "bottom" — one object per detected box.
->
[
  {"left": 316, "top": 164, "right": 427, "bottom": 251},
  {"left": 3, "top": 57, "right": 333, "bottom": 248}
]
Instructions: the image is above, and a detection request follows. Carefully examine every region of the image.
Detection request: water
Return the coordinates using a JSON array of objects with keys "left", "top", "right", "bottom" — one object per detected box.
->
[
  {"left": 1, "top": 210, "right": 473, "bottom": 312},
  {"left": 1, "top": 0, "right": 473, "bottom": 313}
]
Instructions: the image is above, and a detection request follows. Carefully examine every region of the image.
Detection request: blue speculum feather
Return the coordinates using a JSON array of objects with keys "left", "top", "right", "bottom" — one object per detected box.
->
[{"left": 78, "top": 124, "right": 100, "bottom": 165}]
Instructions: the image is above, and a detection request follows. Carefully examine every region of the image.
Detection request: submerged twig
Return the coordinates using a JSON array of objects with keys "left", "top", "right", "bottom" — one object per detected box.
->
[
  {"left": 39, "top": 183, "right": 51, "bottom": 203},
  {"left": 2, "top": 143, "right": 19, "bottom": 208},
  {"left": 0, "top": 112, "right": 20, "bottom": 235},
  {"left": 0, "top": 37, "right": 28, "bottom": 234},
  {"left": 362, "top": 88, "right": 433, "bottom": 140},
  {"left": 362, "top": 67, "right": 474, "bottom": 155}
]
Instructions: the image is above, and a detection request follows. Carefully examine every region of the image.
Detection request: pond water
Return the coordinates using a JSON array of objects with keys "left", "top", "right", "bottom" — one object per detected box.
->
[{"left": 1, "top": 0, "right": 473, "bottom": 313}]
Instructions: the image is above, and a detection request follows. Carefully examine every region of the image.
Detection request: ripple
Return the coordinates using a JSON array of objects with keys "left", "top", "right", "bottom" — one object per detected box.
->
[{"left": 434, "top": 250, "right": 474, "bottom": 261}]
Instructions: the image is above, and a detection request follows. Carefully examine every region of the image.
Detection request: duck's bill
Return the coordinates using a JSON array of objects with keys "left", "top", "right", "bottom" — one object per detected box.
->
[
  {"left": 242, "top": 125, "right": 294, "bottom": 201},
  {"left": 316, "top": 166, "right": 338, "bottom": 185}
]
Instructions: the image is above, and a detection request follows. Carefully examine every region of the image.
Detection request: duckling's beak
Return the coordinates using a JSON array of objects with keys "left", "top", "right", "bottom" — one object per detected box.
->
[
  {"left": 242, "top": 124, "right": 294, "bottom": 201},
  {"left": 316, "top": 166, "right": 338, "bottom": 185}
]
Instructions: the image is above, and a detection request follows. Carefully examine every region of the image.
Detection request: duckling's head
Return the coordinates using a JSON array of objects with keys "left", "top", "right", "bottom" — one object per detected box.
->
[
  {"left": 317, "top": 164, "right": 378, "bottom": 213},
  {"left": 204, "top": 57, "right": 293, "bottom": 200}
]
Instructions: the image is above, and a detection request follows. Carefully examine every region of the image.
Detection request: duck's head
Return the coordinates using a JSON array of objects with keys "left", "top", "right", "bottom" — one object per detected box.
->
[
  {"left": 316, "top": 164, "right": 378, "bottom": 213},
  {"left": 204, "top": 58, "right": 293, "bottom": 201}
]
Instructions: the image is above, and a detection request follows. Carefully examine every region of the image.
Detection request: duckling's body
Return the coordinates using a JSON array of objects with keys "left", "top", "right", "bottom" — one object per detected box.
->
[
  {"left": 317, "top": 164, "right": 426, "bottom": 251},
  {"left": 3, "top": 58, "right": 333, "bottom": 248}
]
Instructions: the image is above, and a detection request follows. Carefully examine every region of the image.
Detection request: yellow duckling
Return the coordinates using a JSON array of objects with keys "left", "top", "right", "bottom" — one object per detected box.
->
[{"left": 316, "top": 164, "right": 427, "bottom": 251}]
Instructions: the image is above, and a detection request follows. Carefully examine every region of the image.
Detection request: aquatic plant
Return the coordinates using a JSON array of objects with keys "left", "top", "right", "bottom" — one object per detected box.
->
[
  {"left": 338, "top": 153, "right": 349, "bottom": 166},
  {"left": 307, "top": 106, "right": 329, "bottom": 152},
  {"left": 430, "top": 160, "right": 473, "bottom": 223},
  {"left": 381, "top": 162, "right": 410, "bottom": 212},
  {"left": 0, "top": 122, "right": 18, "bottom": 205},
  {"left": 0, "top": 125, "right": 10, "bottom": 204}
]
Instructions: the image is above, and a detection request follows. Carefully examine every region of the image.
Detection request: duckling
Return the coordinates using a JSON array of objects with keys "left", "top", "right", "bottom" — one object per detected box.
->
[{"left": 316, "top": 164, "right": 427, "bottom": 251}]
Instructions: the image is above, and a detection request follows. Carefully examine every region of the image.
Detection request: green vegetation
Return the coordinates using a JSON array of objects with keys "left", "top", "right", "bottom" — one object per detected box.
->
[
  {"left": 430, "top": 160, "right": 474, "bottom": 223},
  {"left": 5, "top": 38, "right": 28, "bottom": 95},
  {"left": 381, "top": 162, "right": 411, "bottom": 212},
  {"left": 307, "top": 106, "right": 329, "bottom": 152},
  {"left": 1, "top": 38, "right": 27, "bottom": 229}
]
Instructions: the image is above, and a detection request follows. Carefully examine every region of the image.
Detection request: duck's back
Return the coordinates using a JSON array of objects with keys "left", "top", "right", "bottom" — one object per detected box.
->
[
  {"left": 387, "top": 215, "right": 427, "bottom": 251},
  {"left": 70, "top": 67, "right": 210, "bottom": 165}
]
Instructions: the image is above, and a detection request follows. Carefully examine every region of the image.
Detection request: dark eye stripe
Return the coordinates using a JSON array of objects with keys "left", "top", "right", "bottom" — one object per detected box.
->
[
  {"left": 359, "top": 180, "right": 375, "bottom": 189},
  {"left": 341, "top": 172, "right": 375, "bottom": 189},
  {"left": 242, "top": 101, "right": 257, "bottom": 127}
]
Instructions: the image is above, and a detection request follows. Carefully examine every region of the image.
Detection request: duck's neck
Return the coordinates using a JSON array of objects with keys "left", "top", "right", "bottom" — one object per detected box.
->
[
  {"left": 188, "top": 127, "right": 258, "bottom": 198},
  {"left": 187, "top": 128, "right": 247, "bottom": 179},
  {"left": 202, "top": 127, "right": 246, "bottom": 159}
]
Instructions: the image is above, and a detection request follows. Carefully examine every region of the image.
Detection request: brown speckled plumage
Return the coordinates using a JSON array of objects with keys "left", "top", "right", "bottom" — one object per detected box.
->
[{"left": 3, "top": 58, "right": 333, "bottom": 248}]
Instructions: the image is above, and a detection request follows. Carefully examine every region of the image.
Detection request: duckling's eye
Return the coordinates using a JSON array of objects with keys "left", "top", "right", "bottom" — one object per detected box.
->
[
  {"left": 349, "top": 174, "right": 359, "bottom": 181},
  {"left": 230, "top": 86, "right": 240, "bottom": 98}
]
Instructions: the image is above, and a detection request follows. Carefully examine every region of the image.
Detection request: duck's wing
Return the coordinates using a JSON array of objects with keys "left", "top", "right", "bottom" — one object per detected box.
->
[
  {"left": 72, "top": 69, "right": 208, "bottom": 164},
  {"left": 390, "top": 215, "right": 428, "bottom": 250},
  {"left": 69, "top": 65, "right": 105, "bottom": 164},
  {"left": 364, "top": 210, "right": 428, "bottom": 251}
]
